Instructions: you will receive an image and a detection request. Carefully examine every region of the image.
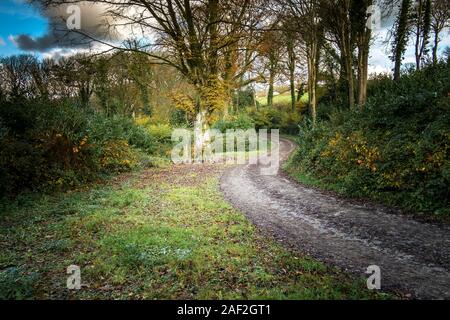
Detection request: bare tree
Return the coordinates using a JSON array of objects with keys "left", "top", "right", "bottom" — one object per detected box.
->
[
  {"left": 412, "top": 0, "right": 432, "bottom": 70},
  {"left": 320, "top": 0, "right": 356, "bottom": 109},
  {"left": 38, "top": 0, "right": 266, "bottom": 131},
  {"left": 0, "top": 55, "right": 36, "bottom": 99},
  {"left": 258, "top": 26, "right": 284, "bottom": 108},
  {"left": 281, "top": 17, "right": 299, "bottom": 111},
  {"left": 352, "top": 0, "right": 373, "bottom": 108},
  {"left": 431, "top": 0, "right": 450, "bottom": 65},
  {"left": 281, "top": 0, "right": 322, "bottom": 123}
]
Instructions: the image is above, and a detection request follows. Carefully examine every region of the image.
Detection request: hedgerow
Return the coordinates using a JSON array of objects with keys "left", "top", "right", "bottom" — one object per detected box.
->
[
  {"left": 287, "top": 63, "right": 450, "bottom": 216},
  {"left": 0, "top": 99, "right": 157, "bottom": 196}
]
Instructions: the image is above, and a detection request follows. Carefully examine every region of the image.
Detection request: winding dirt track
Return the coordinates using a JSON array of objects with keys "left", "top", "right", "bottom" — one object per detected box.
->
[{"left": 220, "top": 138, "right": 450, "bottom": 299}]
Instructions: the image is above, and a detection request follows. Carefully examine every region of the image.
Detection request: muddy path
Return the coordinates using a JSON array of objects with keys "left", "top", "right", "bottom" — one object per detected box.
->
[{"left": 220, "top": 138, "right": 450, "bottom": 299}]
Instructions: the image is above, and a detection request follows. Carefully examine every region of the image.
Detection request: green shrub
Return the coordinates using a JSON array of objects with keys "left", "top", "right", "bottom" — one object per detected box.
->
[
  {"left": 0, "top": 100, "right": 156, "bottom": 196},
  {"left": 146, "top": 123, "right": 172, "bottom": 144},
  {"left": 170, "top": 108, "right": 190, "bottom": 127},
  {"left": 288, "top": 63, "right": 450, "bottom": 216},
  {"left": 212, "top": 113, "right": 255, "bottom": 132},
  {"left": 232, "top": 87, "right": 256, "bottom": 109},
  {"left": 248, "top": 108, "right": 272, "bottom": 129},
  {"left": 145, "top": 123, "right": 173, "bottom": 157},
  {"left": 248, "top": 107, "right": 301, "bottom": 134},
  {"left": 99, "top": 139, "right": 141, "bottom": 172},
  {"left": 87, "top": 114, "right": 156, "bottom": 153}
]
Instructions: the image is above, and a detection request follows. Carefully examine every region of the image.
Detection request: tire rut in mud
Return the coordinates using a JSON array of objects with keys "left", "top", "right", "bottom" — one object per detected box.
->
[{"left": 220, "top": 138, "right": 450, "bottom": 299}]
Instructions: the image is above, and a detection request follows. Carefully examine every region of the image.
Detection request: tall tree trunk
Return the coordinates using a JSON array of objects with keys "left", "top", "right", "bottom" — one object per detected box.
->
[
  {"left": 432, "top": 30, "right": 439, "bottom": 65},
  {"left": 343, "top": 50, "right": 355, "bottom": 109},
  {"left": 194, "top": 109, "right": 209, "bottom": 163},
  {"left": 307, "top": 42, "right": 318, "bottom": 124},
  {"left": 266, "top": 41, "right": 279, "bottom": 108},
  {"left": 207, "top": 0, "right": 219, "bottom": 77},
  {"left": 297, "top": 83, "right": 305, "bottom": 102},
  {"left": 193, "top": 94, "right": 211, "bottom": 163},
  {"left": 287, "top": 36, "right": 296, "bottom": 111},
  {"left": 414, "top": 0, "right": 432, "bottom": 70},
  {"left": 139, "top": 84, "right": 151, "bottom": 116},
  {"left": 393, "top": 0, "right": 412, "bottom": 80},
  {"left": 224, "top": 88, "right": 232, "bottom": 118},
  {"left": 223, "top": 49, "right": 236, "bottom": 117},
  {"left": 290, "top": 70, "right": 296, "bottom": 112},
  {"left": 356, "top": 0, "right": 372, "bottom": 108},
  {"left": 414, "top": 0, "right": 422, "bottom": 70},
  {"left": 415, "top": 31, "right": 421, "bottom": 69},
  {"left": 357, "top": 47, "right": 369, "bottom": 108},
  {"left": 253, "top": 88, "right": 258, "bottom": 110},
  {"left": 430, "top": 0, "right": 450, "bottom": 66},
  {"left": 338, "top": 0, "right": 355, "bottom": 109},
  {"left": 267, "top": 65, "right": 275, "bottom": 108},
  {"left": 305, "top": 2, "right": 321, "bottom": 124}
]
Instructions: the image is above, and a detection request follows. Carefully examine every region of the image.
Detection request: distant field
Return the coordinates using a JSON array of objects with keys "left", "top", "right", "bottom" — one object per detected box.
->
[{"left": 257, "top": 92, "right": 309, "bottom": 107}]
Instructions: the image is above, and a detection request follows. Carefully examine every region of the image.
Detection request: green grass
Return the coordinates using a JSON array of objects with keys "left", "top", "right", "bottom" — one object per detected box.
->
[
  {"left": 284, "top": 166, "right": 340, "bottom": 192},
  {"left": 257, "top": 92, "right": 309, "bottom": 107},
  {"left": 0, "top": 164, "right": 387, "bottom": 299},
  {"left": 285, "top": 163, "right": 450, "bottom": 224}
]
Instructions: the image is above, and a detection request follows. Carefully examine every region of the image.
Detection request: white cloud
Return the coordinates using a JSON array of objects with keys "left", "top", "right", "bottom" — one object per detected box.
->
[
  {"left": 369, "top": 28, "right": 393, "bottom": 75},
  {"left": 41, "top": 42, "right": 113, "bottom": 61},
  {"left": 13, "top": 2, "right": 153, "bottom": 53}
]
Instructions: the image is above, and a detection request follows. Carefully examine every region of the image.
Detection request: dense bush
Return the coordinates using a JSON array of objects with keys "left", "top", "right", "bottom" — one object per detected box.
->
[
  {"left": 248, "top": 107, "right": 301, "bottom": 135},
  {"left": 212, "top": 113, "right": 255, "bottom": 132},
  {"left": 88, "top": 115, "right": 156, "bottom": 153},
  {"left": 134, "top": 116, "right": 173, "bottom": 157},
  {"left": 288, "top": 63, "right": 450, "bottom": 216},
  {"left": 146, "top": 123, "right": 173, "bottom": 157},
  {"left": 232, "top": 87, "right": 257, "bottom": 110},
  {"left": 0, "top": 100, "right": 157, "bottom": 196}
]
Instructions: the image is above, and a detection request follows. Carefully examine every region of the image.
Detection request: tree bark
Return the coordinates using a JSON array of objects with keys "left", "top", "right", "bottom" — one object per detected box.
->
[
  {"left": 194, "top": 109, "right": 210, "bottom": 163},
  {"left": 307, "top": 41, "right": 318, "bottom": 124},
  {"left": 335, "top": 0, "right": 355, "bottom": 109},
  {"left": 356, "top": 0, "right": 372, "bottom": 108},
  {"left": 342, "top": 48, "right": 355, "bottom": 109},
  {"left": 287, "top": 36, "right": 296, "bottom": 111},
  {"left": 393, "top": 0, "right": 412, "bottom": 80},
  {"left": 357, "top": 47, "right": 369, "bottom": 108},
  {"left": 267, "top": 78, "right": 274, "bottom": 108},
  {"left": 432, "top": 31, "right": 439, "bottom": 65},
  {"left": 267, "top": 56, "right": 276, "bottom": 108},
  {"left": 414, "top": 0, "right": 432, "bottom": 70}
]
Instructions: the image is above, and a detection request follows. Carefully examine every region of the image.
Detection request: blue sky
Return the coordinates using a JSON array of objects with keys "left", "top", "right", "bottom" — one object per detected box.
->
[{"left": 0, "top": 0, "right": 48, "bottom": 57}]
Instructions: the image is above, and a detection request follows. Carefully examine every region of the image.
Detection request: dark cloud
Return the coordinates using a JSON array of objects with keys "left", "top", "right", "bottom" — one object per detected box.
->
[
  {"left": 13, "top": 1, "right": 121, "bottom": 52},
  {"left": 14, "top": 33, "right": 59, "bottom": 51}
]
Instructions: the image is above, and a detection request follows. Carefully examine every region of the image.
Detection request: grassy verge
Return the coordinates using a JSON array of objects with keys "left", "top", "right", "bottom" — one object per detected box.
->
[
  {"left": 1, "top": 164, "right": 387, "bottom": 299},
  {"left": 284, "top": 161, "right": 450, "bottom": 224},
  {"left": 284, "top": 165, "right": 339, "bottom": 192}
]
